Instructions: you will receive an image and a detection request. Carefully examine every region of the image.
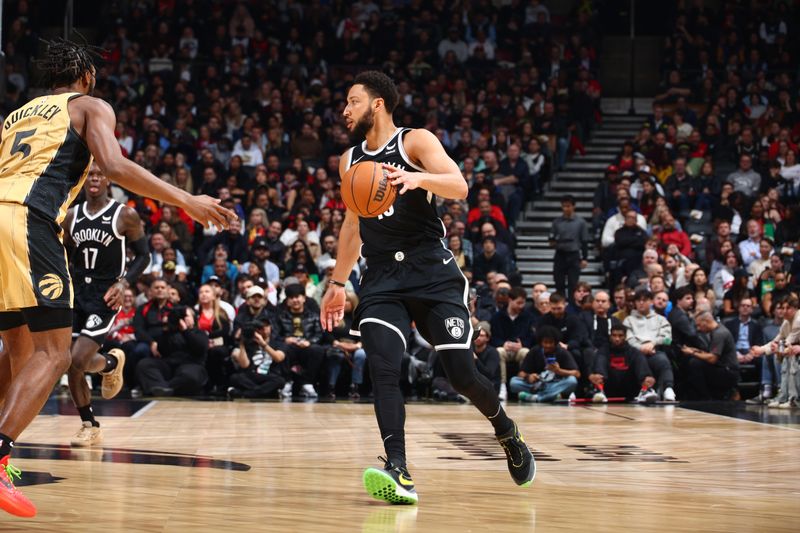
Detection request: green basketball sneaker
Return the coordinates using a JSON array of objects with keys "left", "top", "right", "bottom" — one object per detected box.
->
[
  {"left": 497, "top": 422, "right": 536, "bottom": 487},
  {"left": 363, "top": 457, "right": 419, "bottom": 505}
]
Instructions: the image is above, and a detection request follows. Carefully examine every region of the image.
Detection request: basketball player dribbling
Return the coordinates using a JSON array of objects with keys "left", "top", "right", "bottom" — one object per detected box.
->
[
  {"left": 0, "top": 39, "right": 233, "bottom": 518},
  {"left": 321, "top": 71, "right": 535, "bottom": 505}
]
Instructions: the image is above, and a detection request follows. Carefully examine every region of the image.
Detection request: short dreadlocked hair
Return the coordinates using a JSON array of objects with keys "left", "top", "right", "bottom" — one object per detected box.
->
[
  {"left": 353, "top": 71, "right": 399, "bottom": 113},
  {"left": 36, "top": 38, "right": 102, "bottom": 88}
]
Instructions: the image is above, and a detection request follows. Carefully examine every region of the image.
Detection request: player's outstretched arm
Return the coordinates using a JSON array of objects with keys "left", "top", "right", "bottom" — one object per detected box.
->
[
  {"left": 384, "top": 128, "right": 467, "bottom": 200},
  {"left": 321, "top": 207, "right": 361, "bottom": 331},
  {"left": 78, "top": 97, "right": 234, "bottom": 230}
]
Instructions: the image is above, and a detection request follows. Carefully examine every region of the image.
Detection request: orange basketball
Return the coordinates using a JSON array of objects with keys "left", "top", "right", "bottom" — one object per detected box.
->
[{"left": 340, "top": 161, "right": 397, "bottom": 218}]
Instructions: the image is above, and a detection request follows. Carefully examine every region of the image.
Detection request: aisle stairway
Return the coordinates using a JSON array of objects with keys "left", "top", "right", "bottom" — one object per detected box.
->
[{"left": 515, "top": 114, "right": 647, "bottom": 289}]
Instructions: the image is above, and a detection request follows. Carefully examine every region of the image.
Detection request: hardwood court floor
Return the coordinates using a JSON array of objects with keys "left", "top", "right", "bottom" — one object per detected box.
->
[{"left": 2, "top": 400, "right": 799, "bottom": 532}]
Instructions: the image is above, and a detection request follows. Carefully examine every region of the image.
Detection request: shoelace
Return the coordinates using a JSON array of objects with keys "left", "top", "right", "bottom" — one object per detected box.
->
[
  {"left": 3, "top": 462, "right": 21, "bottom": 486},
  {"left": 499, "top": 434, "right": 524, "bottom": 466},
  {"left": 377, "top": 456, "right": 412, "bottom": 479}
]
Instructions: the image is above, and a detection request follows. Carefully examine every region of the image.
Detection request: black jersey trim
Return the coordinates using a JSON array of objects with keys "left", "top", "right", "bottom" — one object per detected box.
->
[{"left": 25, "top": 127, "right": 92, "bottom": 222}]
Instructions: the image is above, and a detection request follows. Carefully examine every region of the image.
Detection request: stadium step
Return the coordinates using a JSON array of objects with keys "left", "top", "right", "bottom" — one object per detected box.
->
[{"left": 512, "top": 114, "right": 637, "bottom": 291}]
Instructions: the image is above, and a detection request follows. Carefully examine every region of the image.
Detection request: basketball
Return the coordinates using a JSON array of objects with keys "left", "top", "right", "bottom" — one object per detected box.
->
[{"left": 340, "top": 161, "right": 397, "bottom": 217}]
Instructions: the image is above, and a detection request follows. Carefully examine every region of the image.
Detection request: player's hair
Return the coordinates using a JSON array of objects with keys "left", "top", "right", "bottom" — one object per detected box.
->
[
  {"left": 353, "top": 70, "right": 399, "bottom": 113},
  {"left": 35, "top": 37, "right": 103, "bottom": 88}
]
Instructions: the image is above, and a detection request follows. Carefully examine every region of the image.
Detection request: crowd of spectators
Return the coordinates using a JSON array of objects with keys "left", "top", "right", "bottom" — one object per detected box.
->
[
  {"left": 1, "top": 0, "right": 603, "bottom": 401},
  {"left": 6, "top": 1, "right": 797, "bottom": 406},
  {"left": 583, "top": 0, "right": 800, "bottom": 406}
]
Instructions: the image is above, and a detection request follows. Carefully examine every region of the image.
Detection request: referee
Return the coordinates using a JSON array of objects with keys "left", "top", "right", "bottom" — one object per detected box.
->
[{"left": 549, "top": 194, "right": 590, "bottom": 298}]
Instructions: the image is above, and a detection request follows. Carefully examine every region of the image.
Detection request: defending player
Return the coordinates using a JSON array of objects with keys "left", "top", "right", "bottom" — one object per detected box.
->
[
  {"left": 63, "top": 163, "right": 150, "bottom": 446},
  {"left": 321, "top": 71, "right": 535, "bottom": 505},
  {"left": 0, "top": 39, "right": 233, "bottom": 517}
]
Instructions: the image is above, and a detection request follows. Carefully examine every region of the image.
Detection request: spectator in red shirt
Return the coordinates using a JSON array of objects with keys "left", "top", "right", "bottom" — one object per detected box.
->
[
  {"left": 467, "top": 189, "right": 508, "bottom": 229},
  {"left": 657, "top": 211, "right": 693, "bottom": 258}
]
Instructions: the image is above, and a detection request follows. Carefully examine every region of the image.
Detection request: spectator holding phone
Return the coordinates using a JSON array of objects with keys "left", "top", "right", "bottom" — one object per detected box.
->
[{"left": 510, "top": 326, "right": 579, "bottom": 403}]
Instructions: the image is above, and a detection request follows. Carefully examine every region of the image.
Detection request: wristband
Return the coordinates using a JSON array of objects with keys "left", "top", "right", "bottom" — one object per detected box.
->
[{"left": 328, "top": 279, "right": 346, "bottom": 288}]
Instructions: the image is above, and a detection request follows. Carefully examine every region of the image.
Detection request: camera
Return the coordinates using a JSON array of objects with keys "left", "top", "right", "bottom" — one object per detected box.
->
[
  {"left": 165, "top": 305, "right": 189, "bottom": 332},
  {"left": 241, "top": 319, "right": 267, "bottom": 341}
]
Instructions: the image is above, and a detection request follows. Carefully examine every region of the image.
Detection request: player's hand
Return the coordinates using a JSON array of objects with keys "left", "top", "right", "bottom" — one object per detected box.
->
[
  {"left": 184, "top": 195, "right": 236, "bottom": 231},
  {"left": 103, "top": 280, "right": 127, "bottom": 309},
  {"left": 382, "top": 164, "right": 421, "bottom": 195},
  {"left": 321, "top": 285, "right": 346, "bottom": 331}
]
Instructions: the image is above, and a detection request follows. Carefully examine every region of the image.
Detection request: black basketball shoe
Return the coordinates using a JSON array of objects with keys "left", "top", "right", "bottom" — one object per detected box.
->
[
  {"left": 362, "top": 457, "right": 418, "bottom": 505},
  {"left": 496, "top": 422, "right": 536, "bottom": 487}
]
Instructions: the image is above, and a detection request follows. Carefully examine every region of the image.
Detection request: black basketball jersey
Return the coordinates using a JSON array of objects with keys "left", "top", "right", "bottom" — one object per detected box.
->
[
  {"left": 69, "top": 200, "right": 126, "bottom": 283},
  {"left": 345, "top": 128, "right": 445, "bottom": 258}
]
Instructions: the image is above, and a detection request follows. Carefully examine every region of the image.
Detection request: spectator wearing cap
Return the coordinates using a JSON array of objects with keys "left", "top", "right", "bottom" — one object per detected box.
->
[
  {"left": 324, "top": 290, "right": 365, "bottom": 401},
  {"left": 273, "top": 283, "right": 327, "bottom": 398},
  {"left": 206, "top": 276, "right": 236, "bottom": 321},
  {"left": 233, "top": 285, "right": 275, "bottom": 341},
  {"left": 490, "top": 287, "right": 537, "bottom": 401},
  {"left": 291, "top": 263, "right": 318, "bottom": 300},
  {"left": 622, "top": 289, "right": 676, "bottom": 400},
  {"left": 549, "top": 195, "right": 589, "bottom": 299},
  {"left": 241, "top": 237, "right": 280, "bottom": 287},
  {"left": 629, "top": 165, "right": 665, "bottom": 202}
]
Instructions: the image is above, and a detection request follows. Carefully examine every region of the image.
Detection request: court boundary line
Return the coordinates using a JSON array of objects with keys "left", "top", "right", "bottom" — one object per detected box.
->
[{"left": 131, "top": 400, "right": 157, "bottom": 419}]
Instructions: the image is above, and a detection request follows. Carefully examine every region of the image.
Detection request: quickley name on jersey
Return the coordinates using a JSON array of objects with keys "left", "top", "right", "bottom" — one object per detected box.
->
[
  {"left": 345, "top": 127, "right": 445, "bottom": 258},
  {"left": 0, "top": 92, "right": 93, "bottom": 224},
  {"left": 70, "top": 200, "right": 127, "bottom": 282}
]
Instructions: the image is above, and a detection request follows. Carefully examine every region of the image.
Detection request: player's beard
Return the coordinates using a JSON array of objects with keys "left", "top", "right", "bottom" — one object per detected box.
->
[{"left": 351, "top": 108, "right": 374, "bottom": 142}]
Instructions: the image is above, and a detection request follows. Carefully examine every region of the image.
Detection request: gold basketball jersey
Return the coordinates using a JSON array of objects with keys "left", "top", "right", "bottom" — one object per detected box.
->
[{"left": 0, "top": 92, "right": 93, "bottom": 224}]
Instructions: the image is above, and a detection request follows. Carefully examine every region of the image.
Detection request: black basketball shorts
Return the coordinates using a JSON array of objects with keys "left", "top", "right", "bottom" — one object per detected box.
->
[
  {"left": 72, "top": 280, "right": 119, "bottom": 343},
  {"left": 352, "top": 242, "right": 473, "bottom": 351}
]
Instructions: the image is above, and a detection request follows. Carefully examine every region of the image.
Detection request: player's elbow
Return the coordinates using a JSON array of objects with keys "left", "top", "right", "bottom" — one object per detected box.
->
[{"left": 453, "top": 177, "right": 468, "bottom": 200}]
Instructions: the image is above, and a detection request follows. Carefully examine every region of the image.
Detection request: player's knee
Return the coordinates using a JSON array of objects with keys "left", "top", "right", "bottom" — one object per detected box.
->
[
  {"left": 51, "top": 349, "right": 72, "bottom": 374},
  {"left": 447, "top": 368, "right": 480, "bottom": 396}
]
